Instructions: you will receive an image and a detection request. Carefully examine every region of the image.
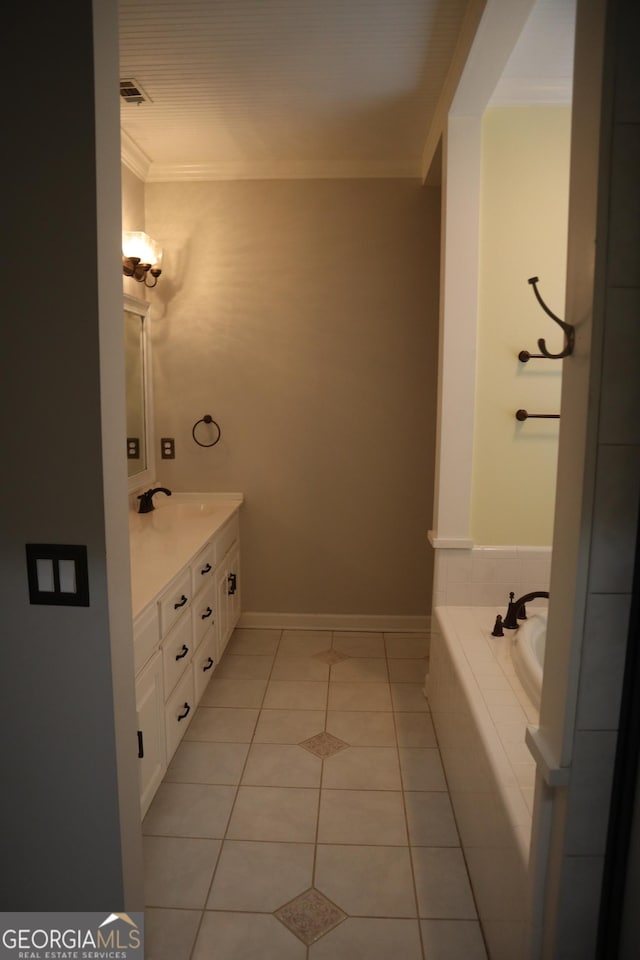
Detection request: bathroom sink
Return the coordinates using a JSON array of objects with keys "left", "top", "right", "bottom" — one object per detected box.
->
[
  {"left": 131, "top": 495, "right": 224, "bottom": 536},
  {"left": 128, "top": 493, "right": 243, "bottom": 615},
  {"left": 155, "top": 498, "right": 221, "bottom": 519}
]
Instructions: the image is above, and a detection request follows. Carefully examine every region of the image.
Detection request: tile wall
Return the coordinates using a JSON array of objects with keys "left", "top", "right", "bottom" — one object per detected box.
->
[{"left": 432, "top": 546, "right": 552, "bottom": 611}]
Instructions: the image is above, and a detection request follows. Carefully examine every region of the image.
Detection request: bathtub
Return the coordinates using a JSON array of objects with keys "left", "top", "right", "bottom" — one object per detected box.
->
[
  {"left": 512, "top": 611, "right": 546, "bottom": 709},
  {"left": 427, "top": 606, "right": 540, "bottom": 960}
]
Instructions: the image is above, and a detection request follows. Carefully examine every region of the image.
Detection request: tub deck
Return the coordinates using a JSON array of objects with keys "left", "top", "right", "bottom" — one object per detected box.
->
[{"left": 427, "top": 606, "right": 540, "bottom": 960}]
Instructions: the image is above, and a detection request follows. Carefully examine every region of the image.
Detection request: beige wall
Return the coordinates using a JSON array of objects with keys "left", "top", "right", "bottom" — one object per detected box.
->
[
  {"left": 472, "top": 106, "right": 571, "bottom": 545},
  {"left": 122, "top": 163, "right": 146, "bottom": 231},
  {"left": 144, "top": 179, "right": 439, "bottom": 617}
]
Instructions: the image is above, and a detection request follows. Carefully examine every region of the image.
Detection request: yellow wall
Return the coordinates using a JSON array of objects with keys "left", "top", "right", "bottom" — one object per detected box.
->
[{"left": 471, "top": 106, "right": 572, "bottom": 545}]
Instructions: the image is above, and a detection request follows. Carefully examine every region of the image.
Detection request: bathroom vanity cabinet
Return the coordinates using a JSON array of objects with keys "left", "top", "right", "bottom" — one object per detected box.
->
[{"left": 130, "top": 496, "right": 242, "bottom": 816}]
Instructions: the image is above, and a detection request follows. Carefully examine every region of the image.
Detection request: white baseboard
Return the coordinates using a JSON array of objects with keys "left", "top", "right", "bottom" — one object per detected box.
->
[{"left": 237, "top": 612, "right": 431, "bottom": 633}]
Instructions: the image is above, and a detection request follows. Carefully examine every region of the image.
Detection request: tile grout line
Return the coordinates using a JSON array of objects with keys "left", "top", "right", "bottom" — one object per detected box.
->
[
  {"left": 418, "top": 650, "right": 491, "bottom": 959},
  {"left": 149, "top": 628, "right": 454, "bottom": 958},
  {"left": 306, "top": 630, "right": 334, "bottom": 960},
  {"left": 387, "top": 635, "right": 428, "bottom": 960},
  {"left": 184, "top": 628, "right": 284, "bottom": 960}
]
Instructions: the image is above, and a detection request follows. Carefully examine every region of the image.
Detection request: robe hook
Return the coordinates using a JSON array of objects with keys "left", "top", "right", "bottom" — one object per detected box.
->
[{"left": 528, "top": 276, "right": 574, "bottom": 359}]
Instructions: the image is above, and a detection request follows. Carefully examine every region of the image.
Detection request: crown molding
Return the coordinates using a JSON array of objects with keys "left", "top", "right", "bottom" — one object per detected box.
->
[
  {"left": 120, "top": 130, "right": 152, "bottom": 181},
  {"left": 489, "top": 77, "right": 573, "bottom": 107},
  {"left": 120, "top": 129, "right": 428, "bottom": 183},
  {"left": 145, "top": 158, "right": 422, "bottom": 183}
]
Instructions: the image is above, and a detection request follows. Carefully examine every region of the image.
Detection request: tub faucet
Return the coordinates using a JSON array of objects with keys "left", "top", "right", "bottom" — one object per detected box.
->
[
  {"left": 502, "top": 590, "right": 549, "bottom": 630},
  {"left": 137, "top": 486, "right": 172, "bottom": 513}
]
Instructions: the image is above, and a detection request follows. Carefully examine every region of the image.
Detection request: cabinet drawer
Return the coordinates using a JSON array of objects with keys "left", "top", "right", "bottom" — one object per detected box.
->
[
  {"left": 192, "top": 584, "right": 216, "bottom": 648},
  {"left": 217, "top": 515, "right": 239, "bottom": 562},
  {"left": 191, "top": 542, "right": 215, "bottom": 597},
  {"left": 159, "top": 570, "right": 191, "bottom": 636},
  {"left": 194, "top": 633, "right": 217, "bottom": 704},
  {"left": 133, "top": 604, "right": 160, "bottom": 675},
  {"left": 162, "top": 613, "right": 193, "bottom": 698},
  {"left": 165, "top": 668, "right": 195, "bottom": 763}
]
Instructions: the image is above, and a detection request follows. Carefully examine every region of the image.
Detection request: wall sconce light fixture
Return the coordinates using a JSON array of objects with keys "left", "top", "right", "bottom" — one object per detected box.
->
[{"left": 122, "top": 231, "right": 163, "bottom": 288}]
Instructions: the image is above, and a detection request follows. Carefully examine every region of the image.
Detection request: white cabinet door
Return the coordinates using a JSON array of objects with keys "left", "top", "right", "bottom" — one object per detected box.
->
[
  {"left": 135, "top": 651, "right": 166, "bottom": 818},
  {"left": 226, "top": 541, "right": 241, "bottom": 635},
  {"left": 215, "top": 538, "right": 241, "bottom": 661},
  {"left": 215, "top": 561, "right": 231, "bottom": 661}
]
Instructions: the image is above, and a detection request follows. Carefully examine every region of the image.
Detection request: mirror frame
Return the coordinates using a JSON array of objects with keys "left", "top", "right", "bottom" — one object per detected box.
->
[{"left": 124, "top": 292, "right": 155, "bottom": 493}]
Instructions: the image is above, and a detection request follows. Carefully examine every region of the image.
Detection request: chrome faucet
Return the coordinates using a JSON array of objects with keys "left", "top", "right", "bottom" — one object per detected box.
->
[
  {"left": 502, "top": 590, "right": 550, "bottom": 630},
  {"left": 137, "top": 486, "right": 172, "bottom": 514}
]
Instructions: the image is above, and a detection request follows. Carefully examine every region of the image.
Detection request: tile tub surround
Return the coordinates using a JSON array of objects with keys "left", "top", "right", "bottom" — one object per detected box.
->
[
  {"left": 432, "top": 545, "right": 552, "bottom": 610},
  {"left": 427, "top": 607, "right": 540, "bottom": 960},
  {"left": 142, "top": 627, "right": 489, "bottom": 960}
]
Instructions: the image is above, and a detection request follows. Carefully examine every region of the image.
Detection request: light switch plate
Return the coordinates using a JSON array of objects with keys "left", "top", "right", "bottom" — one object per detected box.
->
[{"left": 26, "top": 544, "right": 90, "bottom": 606}]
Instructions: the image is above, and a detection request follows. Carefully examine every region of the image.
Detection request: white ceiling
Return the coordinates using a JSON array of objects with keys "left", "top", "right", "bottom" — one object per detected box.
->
[
  {"left": 118, "top": 0, "right": 575, "bottom": 183},
  {"left": 490, "top": 0, "right": 576, "bottom": 106}
]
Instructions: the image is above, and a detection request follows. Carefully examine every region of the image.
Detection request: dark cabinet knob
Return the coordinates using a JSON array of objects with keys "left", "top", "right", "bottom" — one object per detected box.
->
[
  {"left": 203, "top": 657, "right": 214, "bottom": 672},
  {"left": 175, "top": 644, "right": 189, "bottom": 661},
  {"left": 174, "top": 594, "right": 188, "bottom": 609},
  {"left": 177, "top": 702, "right": 191, "bottom": 721},
  {"left": 201, "top": 563, "right": 212, "bottom": 574},
  {"left": 201, "top": 606, "right": 213, "bottom": 620}
]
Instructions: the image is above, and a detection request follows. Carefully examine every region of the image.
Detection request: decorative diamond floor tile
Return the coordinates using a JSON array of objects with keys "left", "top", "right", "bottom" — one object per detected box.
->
[
  {"left": 299, "top": 731, "right": 349, "bottom": 759},
  {"left": 275, "top": 887, "right": 347, "bottom": 945},
  {"left": 314, "top": 649, "right": 349, "bottom": 665}
]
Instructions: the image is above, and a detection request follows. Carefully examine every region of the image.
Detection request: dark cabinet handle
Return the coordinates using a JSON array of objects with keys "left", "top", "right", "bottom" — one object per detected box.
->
[
  {"left": 137, "top": 730, "right": 144, "bottom": 759},
  {"left": 203, "top": 657, "right": 214, "bottom": 672},
  {"left": 175, "top": 644, "right": 189, "bottom": 661},
  {"left": 174, "top": 595, "right": 188, "bottom": 609},
  {"left": 227, "top": 572, "right": 237, "bottom": 596},
  {"left": 201, "top": 563, "right": 212, "bottom": 575},
  {"left": 177, "top": 702, "right": 191, "bottom": 721},
  {"left": 201, "top": 606, "right": 213, "bottom": 620}
]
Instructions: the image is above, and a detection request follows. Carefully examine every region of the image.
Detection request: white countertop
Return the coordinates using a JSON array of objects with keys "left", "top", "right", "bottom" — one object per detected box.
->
[{"left": 128, "top": 492, "right": 243, "bottom": 618}]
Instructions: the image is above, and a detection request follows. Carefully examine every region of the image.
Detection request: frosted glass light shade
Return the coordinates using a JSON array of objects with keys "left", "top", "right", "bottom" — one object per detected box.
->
[{"left": 122, "top": 231, "right": 162, "bottom": 268}]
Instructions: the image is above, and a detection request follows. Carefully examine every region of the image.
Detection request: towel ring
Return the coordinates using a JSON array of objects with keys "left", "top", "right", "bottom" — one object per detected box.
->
[{"left": 192, "top": 414, "right": 221, "bottom": 448}]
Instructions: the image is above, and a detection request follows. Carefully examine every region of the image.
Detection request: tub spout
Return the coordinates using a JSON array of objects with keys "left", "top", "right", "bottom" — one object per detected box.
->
[{"left": 502, "top": 590, "right": 549, "bottom": 630}]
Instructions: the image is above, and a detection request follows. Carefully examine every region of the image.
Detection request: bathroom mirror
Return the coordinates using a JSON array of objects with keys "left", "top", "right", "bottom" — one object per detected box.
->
[{"left": 124, "top": 293, "right": 155, "bottom": 491}]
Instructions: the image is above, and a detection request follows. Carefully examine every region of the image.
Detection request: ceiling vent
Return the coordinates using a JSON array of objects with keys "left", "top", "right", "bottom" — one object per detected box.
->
[{"left": 120, "top": 79, "right": 152, "bottom": 105}]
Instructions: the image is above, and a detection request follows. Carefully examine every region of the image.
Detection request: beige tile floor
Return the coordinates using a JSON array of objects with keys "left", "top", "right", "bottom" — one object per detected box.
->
[{"left": 142, "top": 628, "right": 488, "bottom": 960}]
